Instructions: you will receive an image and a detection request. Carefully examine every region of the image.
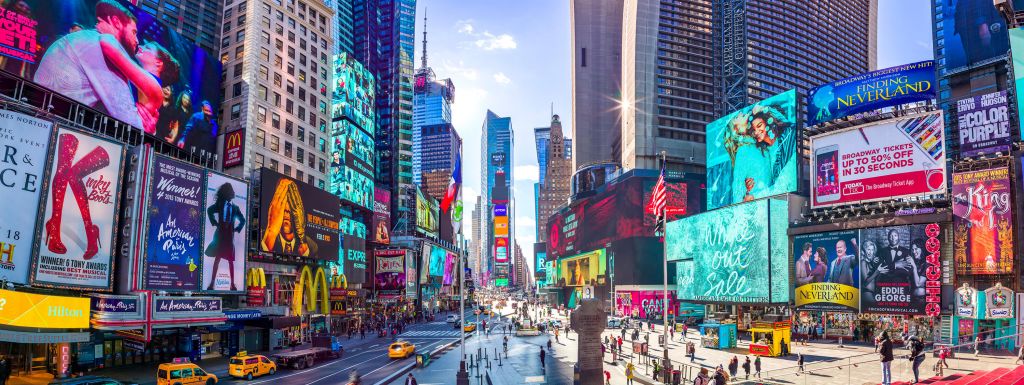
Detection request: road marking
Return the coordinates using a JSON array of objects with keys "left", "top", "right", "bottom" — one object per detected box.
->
[{"left": 524, "top": 376, "right": 545, "bottom": 383}]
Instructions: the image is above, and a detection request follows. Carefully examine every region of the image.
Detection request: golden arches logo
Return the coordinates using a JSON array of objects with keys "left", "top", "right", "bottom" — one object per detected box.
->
[
  {"left": 292, "top": 266, "right": 330, "bottom": 315},
  {"left": 330, "top": 273, "right": 348, "bottom": 290},
  {"left": 226, "top": 130, "right": 243, "bottom": 148},
  {"left": 246, "top": 268, "right": 266, "bottom": 288}
]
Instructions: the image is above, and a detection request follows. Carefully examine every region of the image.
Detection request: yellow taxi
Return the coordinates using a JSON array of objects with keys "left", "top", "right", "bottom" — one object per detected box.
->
[
  {"left": 463, "top": 322, "right": 477, "bottom": 332},
  {"left": 229, "top": 352, "right": 277, "bottom": 380},
  {"left": 388, "top": 341, "right": 416, "bottom": 359},
  {"left": 157, "top": 358, "right": 218, "bottom": 385}
]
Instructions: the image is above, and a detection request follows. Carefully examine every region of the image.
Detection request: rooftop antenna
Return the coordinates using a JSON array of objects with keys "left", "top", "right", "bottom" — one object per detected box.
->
[{"left": 421, "top": 8, "right": 428, "bottom": 68}]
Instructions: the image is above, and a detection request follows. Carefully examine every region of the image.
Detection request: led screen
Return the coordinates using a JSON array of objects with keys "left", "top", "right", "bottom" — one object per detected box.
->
[
  {"left": 258, "top": 168, "right": 340, "bottom": 261},
  {"left": 957, "top": 91, "right": 1011, "bottom": 157},
  {"left": 952, "top": 167, "right": 1013, "bottom": 275},
  {"left": 560, "top": 249, "right": 606, "bottom": 287},
  {"left": 340, "top": 217, "right": 367, "bottom": 284},
  {"left": 941, "top": 0, "right": 1009, "bottom": 74},
  {"left": 329, "top": 119, "right": 374, "bottom": 210},
  {"left": 415, "top": 187, "right": 438, "bottom": 237},
  {"left": 793, "top": 230, "right": 861, "bottom": 312},
  {"left": 806, "top": 61, "right": 936, "bottom": 126},
  {"left": 706, "top": 89, "right": 798, "bottom": 210}
]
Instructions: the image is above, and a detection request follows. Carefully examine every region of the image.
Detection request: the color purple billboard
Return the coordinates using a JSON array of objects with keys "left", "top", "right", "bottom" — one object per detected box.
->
[
  {"left": 144, "top": 155, "right": 203, "bottom": 291},
  {"left": 952, "top": 167, "right": 1013, "bottom": 275},
  {"left": 0, "top": 0, "right": 223, "bottom": 155},
  {"left": 956, "top": 91, "right": 1011, "bottom": 157}
]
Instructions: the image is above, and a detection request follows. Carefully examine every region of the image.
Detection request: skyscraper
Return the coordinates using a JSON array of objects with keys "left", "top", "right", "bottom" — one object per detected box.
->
[
  {"left": 480, "top": 110, "right": 513, "bottom": 286},
  {"left": 533, "top": 123, "right": 571, "bottom": 239},
  {"left": 419, "top": 124, "right": 462, "bottom": 199},
  {"left": 536, "top": 115, "right": 572, "bottom": 243},
  {"left": 470, "top": 196, "right": 483, "bottom": 286},
  {"left": 570, "top": 0, "right": 624, "bottom": 172},
  {"left": 136, "top": 0, "right": 222, "bottom": 53},
  {"left": 620, "top": 0, "right": 876, "bottom": 172},
  {"left": 222, "top": 0, "right": 335, "bottom": 189},
  {"left": 412, "top": 15, "right": 456, "bottom": 189}
]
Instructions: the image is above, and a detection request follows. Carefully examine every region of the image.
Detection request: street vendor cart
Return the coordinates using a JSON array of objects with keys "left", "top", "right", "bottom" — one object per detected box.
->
[
  {"left": 698, "top": 322, "right": 737, "bottom": 349},
  {"left": 749, "top": 321, "right": 791, "bottom": 357}
]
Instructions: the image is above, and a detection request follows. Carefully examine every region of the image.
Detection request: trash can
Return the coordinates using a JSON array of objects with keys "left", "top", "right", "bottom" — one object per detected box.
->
[
  {"left": 416, "top": 353, "right": 431, "bottom": 367},
  {"left": 672, "top": 369, "right": 681, "bottom": 385}
]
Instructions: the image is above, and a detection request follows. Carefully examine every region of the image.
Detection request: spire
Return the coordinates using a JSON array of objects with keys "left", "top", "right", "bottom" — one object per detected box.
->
[{"left": 421, "top": 8, "right": 428, "bottom": 68}]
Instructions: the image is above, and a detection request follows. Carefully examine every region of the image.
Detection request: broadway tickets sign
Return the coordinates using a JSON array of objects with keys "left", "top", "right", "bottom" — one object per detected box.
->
[
  {"left": 793, "top": 231, "right": 860, "bottom": 312},
  {"left": 957, "top": 91, "right": 1010, "bottom": 157},
  {"left": 145, "top": 156, "right": 203, "bottom": 291},
  {"left": 810, "top": 111, "right": 946, "bottom": 208},
  {"left": 952, "top": 167, "right": 1013, "bottom": 275},
  {"left": 806, "top": 61, "right": 936, "bottom": 126},
  {"left": 0, "top": 110, "right": 52, "bottom": 285}
]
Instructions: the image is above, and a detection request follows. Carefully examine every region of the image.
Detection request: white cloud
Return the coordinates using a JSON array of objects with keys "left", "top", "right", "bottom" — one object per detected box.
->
[
  {"left": 441, "top": 60, "right": 479, "bottom": 81},
  {"left": 493, "top": 72, "right": 512, "bottom": 85},
  {"left": 515, "top": 216, "right": 536, "bottom": 229},
  {"left": 475, "top": 32, "right": 518, "bottom": 50},
  {"left": 456, "top": 19, "right": 475, "bottom": 34},
  {"left": 513, "top": 164, "right": 539, "bottom": 183}
]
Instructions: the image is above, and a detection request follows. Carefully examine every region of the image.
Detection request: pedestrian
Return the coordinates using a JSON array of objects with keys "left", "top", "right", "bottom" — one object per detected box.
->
[
  {"left": 974, "top": 335, "right": 981, "bottom": 356},
  {"left": 797, "top": 352, "right": 805, "bottom": 374},
  {"left": 694, "top": 367, "right": 710, "bottom": 385},
  {"left": 879, "top": 331, "right": 894, "bottom": 385},
  {"left": 0, "top": 355, "right": 9, "bottom": 385},
  {"left": 780, "top": 337, "right": 789, "bottom": 356},
  {"left": 618, "top": 336, "right": 623, "bottom": 353},
  {"left": 909, "top": 336, "right": 925, "bottom": 384},
  {"left": 540, "top": 347, "right": 546, "bottom": 369},
  {"left": 687, "top": 341, "right": 696, "bottom": 362},
  {"left": 626, "top": 362, "right": 636, "bottom": 385},
  {"left": 1016, "top": 344, "right": 1024, "bottom": 365},
  {"left": 938, "top": 345, "right": 950, "bottom": 369},
  {"left": 713, "top": 366, "right": 727, "bottom": 385},
  {"left": 728, "top": 355, "right": 738, "bottom": 377},
  {"left": 670, "top": 326, "right": 674, "bottom": 340},
  {"left": 404, "top": 373, "right": 418, "bottom": 385},
  {"left": 604, "top": 369, "right": 611, "bottom": 385},
  {"left": 754, "top": 356, "right": 762, "bottom": 378},
  {"left": 742, "top": 356, "right": 751, "bottom": 379}
]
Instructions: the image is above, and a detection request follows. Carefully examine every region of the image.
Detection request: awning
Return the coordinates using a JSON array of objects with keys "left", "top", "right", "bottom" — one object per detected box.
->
[
  {"left": 0, "top": 330, "right": 90, "bottom": 344},
  {"left": 271, "top": 316, "right": 301, "bottom": 329}
]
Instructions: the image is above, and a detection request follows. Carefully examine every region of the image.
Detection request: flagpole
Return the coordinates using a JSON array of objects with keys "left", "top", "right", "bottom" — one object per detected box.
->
[{"left": 661, "top": 150, "right": 670, "bottom": 383}]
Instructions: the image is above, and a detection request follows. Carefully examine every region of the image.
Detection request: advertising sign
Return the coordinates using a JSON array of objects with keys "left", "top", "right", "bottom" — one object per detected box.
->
[
  {"left": 666, "top": 198, "right": 790, "bottom": 304},
  {"left": 941, "top": 0, "right": 1009, "bottom": 74},
  {"left": 6, "top": 0, "right": 223, "bottom": 154},
  {"left": 493, "top": 204, "right": 507, "bottom": 217},
  {"left": 706, "top": 89, "right": 797, "bottom": 210},
  {"left": 1013, "top": 28, "right": 1024, "bottom": 134},
  {"left": 33, "top": 128, "right": 124, "bottom": 290},
  {"left": 810, "top": 111, "right": 947, "bottom": 208},
  {"left": 428, "top": 244, "right": 446, "bottom": 279},
  {"left": 202, "top": 172, "right": 248, "bottom": 292},
  {"left": 955, "top": 284, "right": 978, "bottom": 318},
  {"left": 415, "top": 188, "right": 438, "bottom": 237},
  {"left": 373, "top": 250, "right": 404, "bottom": 298},
  {"left": 494, "top": 237, "right": 509, "bottom": 263},
  {"left": 222, "top": 129, "right": 244, "bottom": 168},
  {"left": 952, "top": 167, "right": 1013, "bottom": 275},
  {"left": 560, "top": 249, "right": 606, "bottom": 287},
  {"left": 0, "top": 111, "right": 52, "bottom": 285},
  {"left": 615, "top": 290, "right": 679, "bottom": 319},
  {"left": 372, "top": 188, "right": 391, "bottom": 244},
  {"left": 340, "top": 217, "right": 367, "bottom": 284},
  {"left": 957, "top": 91, "right": 1011, "bottom": 157},
  {"left": 494, "top": 216, "right": 509, "bottom": 237},
  {"left": 91, "top": 296, "right": 139, "bottom": 313},
  {"left": 405, "top": 251, "right": 416, "bottom": 298},
  {"left": 984, "top": 284, "right": 1014, "bottom": 319},
  {"left": 546, "top": 204, "right": 583, "bottom": 260},
  {"left": 144, "top": 156, "right": 203, "bottom": 291},
  {"left": 860, "top": 223, "right": 943, "bottom": 316},
  {"left": 442, "top": 251, "right": 457, "bottom": 285},
  {"left": 153, "top": 298, "right": 222, "bottom": 314},
  {"left": 331, "top": 53, "right": 376, "bottom": 132},
  {"left": 806, "top": 61, "right": 936, "bottom": 126},
  {"left": 258, "top": 168, "right": 340, "bottom": 261},
  {"left": 792, "top": 231, "right": 860, "bottom": 312},
  {"left": 0, "top": 289, "right": 89, "bottom": 328},
  {"left": 328, "top": 119, "right": 374, "bottom": 210}
]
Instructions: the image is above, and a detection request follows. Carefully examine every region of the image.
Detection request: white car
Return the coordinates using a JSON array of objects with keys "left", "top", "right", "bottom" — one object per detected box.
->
[
  {"left": 446, "top": 315, "right": 460, "bottom": 324},
  {"left": 607, "top": 317, "right": 626, "bottom": 329}
]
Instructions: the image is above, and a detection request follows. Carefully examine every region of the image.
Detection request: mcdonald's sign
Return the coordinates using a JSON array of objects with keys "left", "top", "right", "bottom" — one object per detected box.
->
[
  {"left": 246, "top": 268, "right": 266, "bottom": 306},
  {"left": 291, "top": 266, "right": 330, "bottom": 315},
  {"left": 223, "top": 129, "right": 245, "bottom": 168}
]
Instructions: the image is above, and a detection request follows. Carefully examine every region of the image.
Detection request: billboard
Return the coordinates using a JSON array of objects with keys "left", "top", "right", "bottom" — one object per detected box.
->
[
  {"left": 33, "top": 128, "right": 125, "bottom": 290},
  {"left": 1011, "top": 28, "right": 1024, "bottom": 135},
  {"left": 806, "top": 61, "right": 936, "bottom": 126},
  {"left": 442, "top": 251, "right": 457, "bottom": 285},
  {"left": 340, "top": 217, "right": 367, "bottom": 284},
  {"left": 494, "top": 216, "right": 509, "bottom": 237},
  {"left": 706, "top": 89, "right": 798, "bottom": 210},
  {"left": 428, "top": 244, "right": 446, "bottom": 279},
  {"left": 415, "top": 187, "right": 438, "bottom": 237},
  {"left": 222, "top": 129, "right": 245, "bottom": 168},
  {"left": 793, "top": 231, "right": 860, "bottom": 312},
  {"left": 560, "top": 249, "right": 606, "bottom": 287},
  {"left": 144, "top": 156, "right": 203, "bottom": 291},
  {"left": 494, "top": 237, "right": 509, "bottom": 263},
  {"left": 201, "top": 172, "right": 248, "bottom": 292},
  {"left": 331, "top": 53, "right": 376, "bottom": 132},
  {"left": 258, "top": 168, "right": 340, "bottom": 261},
  {"left": 328, "top": 119, "right": 374, "bottom": 210},
  {"left": 373, "top": 249, "right": 404, "bottom": 298},
  {"left": 941, "top": 0, "right": 1010, "bottom": 74},
  {"left": 860, "top": 223, "right": 943, "bottom": 315},
  {"left": 957, "top": 91, "right": 1011, "bottom": 157},
  {"left": 952, "top": 167, "right": 1013, "bottom": 275},
  {"left": 667, "top": 198, "right": 790, "bottom": 304},
  {"left": 810, "top": 111, "right": 947, "bottom": 208},
  {"left": 372, "top": 188, "right": 391, "bottom": 244},
  {"left": 0, "top": 111, "right": 52, "bottom": 285},
  {"left": 5, "top": 0, "right": 222, "bottom": 154},
  {"left": 615, "top": 290, "right": 680, "bottom": 319}
]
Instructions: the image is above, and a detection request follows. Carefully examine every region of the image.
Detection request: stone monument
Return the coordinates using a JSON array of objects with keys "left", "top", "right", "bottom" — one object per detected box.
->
[{"left": 570, "top": 298, "right": 608, "bottom": 384}]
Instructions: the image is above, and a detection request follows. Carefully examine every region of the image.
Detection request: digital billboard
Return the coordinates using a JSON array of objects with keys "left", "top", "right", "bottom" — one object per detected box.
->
[
  {"left": 258, "top": 168, "right": 340, "bottom": 261},
  {"left": 957, "top": 91, "right": 1011, "bottom": 157},
  {"left": 4, "top": 0, "right": 222, "bottom": 155},
  {"left": 1010, "top": 28, "right": 1024, "bottom": 134},
  {"left": 494, "top": 216, "right": 509, "bottom": 237},
  {"left": 415, "top": 187, "right": 438, "bottom": 237},
  {"left": 372, "top": 188, "right": 391, "bottom": 244},
  {"left": 331, "top": 53, "right": 376, "bottom": 132},
  {"left": 793, "top": 230, "right": 860, "bottom": 312},
  {"left": 428, "top": 244, "right": 446, "bottom": 279},
  {"left": 706, "top": 89, "right": 797, "bottom": 210},
  {"left": 144, "top": 155, "right": 203, "bottom": 291},
  {"left": 810, "top": 111, "right": 947, "bottom": 208},
  {"left": 442, "top": 251, "right": 457, "bottom": 286},
  {"left": 373, "top": 249, "right": 405, "bottom": 298},
  {"left": 615, "top": 290, "right": 680, "bottom": 319},
  {"left": 33, "top": 128, "right": 125, "bottom": 290},
  {"left": 0, "top": 111, "right": 52, "bottom": 285},
  {"left": 494, "top": 237, "right": 510, "bottom": 263},
  {"left": 941, "top": 0, "right": 1009, "bottom": 74},
  {"left": 340, "top": 217, "right": 367, "bottom": 284},
  {"left": 202, "top": 172, "right": 248, "bottom": 292},
  {"left": 860, "top": 223, "right": 943, "bottom": 316},
  {"left": 560, "top": 249, "right": 606, "bottom": 287},
  {"left": 806, "top": 61, "right": 936, "bottom": 126},
  {"left": 329, "top": 120, "right": 374, "bottom": 210},
  {"left": 222, "top": 129, "right": 244, "bottom": 168},
  {"left": 666, "top": 198, "right": 790, "bottom": 304},
  {"left": 952, "top": 167, "right": 1013, "bottom": 275}
]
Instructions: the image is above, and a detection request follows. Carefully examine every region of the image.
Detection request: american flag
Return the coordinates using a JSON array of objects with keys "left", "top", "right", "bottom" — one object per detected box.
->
[{"left": 649, "top": 165, "right": 667, "bottom": 221}]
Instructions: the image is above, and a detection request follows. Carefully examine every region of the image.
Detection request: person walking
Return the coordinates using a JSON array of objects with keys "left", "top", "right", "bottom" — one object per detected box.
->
[
  {"left": 0, "top": 355, "right": 9, "bottom": 385},
  {"left": 604, "top": 369, "right": 611, "bottom": 385},
  {"left": 797, "top": 352, "right": 805, "bottom": 374},
  {"left": 974, "top": 335, "right": 981, "bottom": 357},
  {"left": 694, "top": 367, "right": 711, "bottom": 385},
  {"left": 687, "top": 341, "right": 696, "bottom": 362},
  {"left": 1016, "top": 344, "right": 1024, "bottom": 365},
  {"left": 879, "top": 332, "right": 895, "bottom": 385},
  {"left": 626, "top": 362, "right": 636, "bottom": 385},
  {"left": 909, "top": 336, "right": 926, "bottom": 384},
  {"left": 754, "top": 356, "right": 762, "bottom": 379},
  {"left": 728, "top": 356, "right": 738, "bottom": 378},
  {"left": 713, "top": 367, "right": 727, "bottom": 385},
  {"left": 404, "top": 373, "right": 418, "bottom": 385},
  {"left": 540, "top": 347, "right": 546, "bottom": 369},
  {"left": 780, "top": 338, "right": 789, "bottom": 356},
  {"left": 742, "top": 356, "right": 751, "bottom": 379}
]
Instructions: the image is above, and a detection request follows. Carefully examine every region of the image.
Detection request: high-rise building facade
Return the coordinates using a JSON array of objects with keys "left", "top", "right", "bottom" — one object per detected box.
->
[
  {"left": 334, "top": 0, "right": 356, "bottom": 55},
  {"left": 533, "top": 124, "right": 571, "bottom": 239},
  {"left": 412, "top": 63, "right": 455, "bottom": 187},
  {"left": 222, "top": 0, "right": 335, "bottom": 188},
  {"left": 480, "top": 110, "right": 513, "bottom": 286},
  {"left": 536, "top": 115, "right": 572, "bottom": 243},
  {"left": 137, "top": 0, "right": 222, "bottom": 53},
  {"left": 419, "top": 124, "right": 462, "bottom": 198},
  {"left": 470, "top": 196, "right": 483, "bottom": 286},
  {"left": 570, "top": 0, "right": 624, "bottom": 172}
]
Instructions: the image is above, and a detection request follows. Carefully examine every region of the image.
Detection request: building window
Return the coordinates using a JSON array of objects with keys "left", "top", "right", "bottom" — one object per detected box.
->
[
  {"left": 268, "top": 158, "right": 278, "bottom": 171},
  {"left": 230, "top": 103, "right": 241, "bottom": 120},
  {"left": 284, "top": 141, "right": 292, "bottom": 157},
  {"left": 296, "top": 147, "right": 304, "bottom": 162},
  {"left": 296, "top": 170, "right": 304, "bottom": 181},
  {"left": 283, "top": 164, "right": 291, "bottom": 175},
  {"left": 260, "top": 48, "right": 269, "bottom": 62},
  {"left": 271, "top": 113, "right": 280, "bottom": 129},
  {"left": 273, "top": 73, "right": 282, "bottom": 87},
  {"left": 257, "top": 106, "right": 267, "bottom": 122},
  {"left": 232, "top": 82, "right": 242, "bottom": 97},
  {"left": 285, "top": 120, "right": 293, "bottom": 135},
  {"left": 233, "top": 63, "right": 243, "bottom": 78},
  {"left": 254, "top": 153, "right": 265, "bottom": 169},
  {"left": 256, "top": 128, "right": 266, "bottom": 146},
  {"left": 270, "top": 135, "right": 279, "bottom": 152},
  {"left": 260, "top": 65, "right": 269, "bottom": 80},
  {"left": 581, "top": 47, "right": 586, "bottom": 67},
  {"left": 286, "top": 99, "right": 293, "bottom": 114}
]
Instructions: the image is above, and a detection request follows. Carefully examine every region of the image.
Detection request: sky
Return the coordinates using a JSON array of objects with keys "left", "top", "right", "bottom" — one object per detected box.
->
[{"left": 414, "top": 0, "right": 935, "bottom": 275}]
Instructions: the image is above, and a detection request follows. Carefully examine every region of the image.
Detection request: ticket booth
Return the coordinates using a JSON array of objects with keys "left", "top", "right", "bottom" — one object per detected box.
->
[
  {"left": 749, "top": 321, "right": 792, "bottom": 357},
  {"left": 698, "top": 323, "right": 737, "bottom": 349}
]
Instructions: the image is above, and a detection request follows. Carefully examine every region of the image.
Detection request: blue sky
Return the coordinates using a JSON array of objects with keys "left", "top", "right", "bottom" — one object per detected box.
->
[{"left": 415, "top": 0, "right": 935, "bottom": 272}]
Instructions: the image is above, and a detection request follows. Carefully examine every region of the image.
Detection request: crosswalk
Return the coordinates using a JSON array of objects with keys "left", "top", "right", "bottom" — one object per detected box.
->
[{"left": 401, "top": 329, "right": 466, "bottom": 337}]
